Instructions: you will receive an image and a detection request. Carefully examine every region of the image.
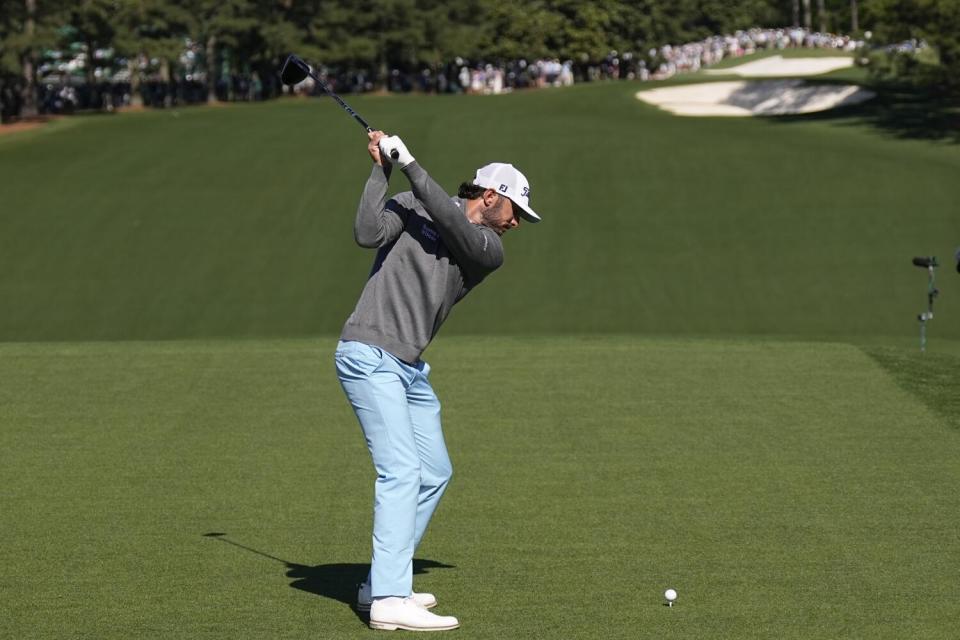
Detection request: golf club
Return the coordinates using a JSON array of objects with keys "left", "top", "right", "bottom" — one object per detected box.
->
[{"left": 280, "top": 54, "right": 398, "bottom": 159}]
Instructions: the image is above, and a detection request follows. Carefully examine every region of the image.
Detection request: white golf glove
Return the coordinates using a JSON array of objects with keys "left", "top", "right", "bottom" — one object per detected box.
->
[{"left": 378, "top": 135, "right": 415, "bottom": 168}]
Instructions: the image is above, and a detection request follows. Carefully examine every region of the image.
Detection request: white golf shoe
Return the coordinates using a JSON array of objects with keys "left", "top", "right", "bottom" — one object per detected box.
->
[
  {"left": 368, "top": 596, "right": 459, "bottom": 632},
  {"left": 357, "top": 582, "right": 437, "bottom": 611}
]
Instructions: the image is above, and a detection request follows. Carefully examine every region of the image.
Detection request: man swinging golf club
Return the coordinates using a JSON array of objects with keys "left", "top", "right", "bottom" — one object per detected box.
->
[{"left": 334, "top": 131, "right": 540, "bottom": 631}]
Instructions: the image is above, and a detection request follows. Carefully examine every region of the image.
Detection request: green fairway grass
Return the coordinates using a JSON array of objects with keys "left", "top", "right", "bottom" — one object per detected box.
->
[
  {"left": 2, "top": 336, "right": 958, "bottom": 639},
  {"left": 0, "top": 77, "right": 957, "bottom": 343}
]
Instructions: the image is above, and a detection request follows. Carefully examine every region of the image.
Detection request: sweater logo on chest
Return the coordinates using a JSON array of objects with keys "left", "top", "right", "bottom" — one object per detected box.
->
[{"left": 421, "top": 223, "right": 439, "bottom": 243}]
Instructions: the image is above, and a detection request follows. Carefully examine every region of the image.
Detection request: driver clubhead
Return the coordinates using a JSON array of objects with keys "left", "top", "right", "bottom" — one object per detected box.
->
[{"left": 280, "top": 54, "right": 311, "bottom": 85}]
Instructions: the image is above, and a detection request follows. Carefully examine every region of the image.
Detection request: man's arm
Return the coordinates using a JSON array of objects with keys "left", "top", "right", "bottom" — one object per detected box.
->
[
  {"left": 354, "top": 132, "right": 406, "bottom": 248},
  {"left": 401, "top": 162, "right": 503, "bottom": 277},
  {"left": 354, "top": 164, "right": 408, "bottom": 248}
]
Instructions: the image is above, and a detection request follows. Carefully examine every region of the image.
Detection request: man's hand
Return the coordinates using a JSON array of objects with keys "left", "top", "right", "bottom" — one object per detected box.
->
[
  {"left": 367, "top": 130, "right": 387, "bottom": 166},
  {"left": 378, "top": 135, "right": 415, "bottom": 169}
]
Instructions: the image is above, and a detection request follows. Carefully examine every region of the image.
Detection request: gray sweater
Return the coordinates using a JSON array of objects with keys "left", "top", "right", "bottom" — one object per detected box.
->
[{"left": 339, "top": 161, "right": 504, "bottom": 363}]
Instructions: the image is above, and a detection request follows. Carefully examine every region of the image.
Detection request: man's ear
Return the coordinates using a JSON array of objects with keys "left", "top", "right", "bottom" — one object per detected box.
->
[{"left": 482, "top": 189, "right": 499, "bottom": 207}]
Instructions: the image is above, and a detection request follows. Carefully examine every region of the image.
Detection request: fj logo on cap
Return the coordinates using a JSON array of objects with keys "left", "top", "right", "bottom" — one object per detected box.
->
[{"left": 499, "top": 184, "right": 508, "bottom": 193}]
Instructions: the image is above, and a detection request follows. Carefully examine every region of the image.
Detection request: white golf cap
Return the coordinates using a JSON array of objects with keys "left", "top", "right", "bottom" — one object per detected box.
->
[{"left": 472, "top": 162, "right": 541, "bottom": 223}]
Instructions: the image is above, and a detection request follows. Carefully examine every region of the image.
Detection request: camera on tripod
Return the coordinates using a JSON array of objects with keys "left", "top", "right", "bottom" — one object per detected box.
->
[{"left": 912, "top": 256, "right": 940, "bottom": 352}]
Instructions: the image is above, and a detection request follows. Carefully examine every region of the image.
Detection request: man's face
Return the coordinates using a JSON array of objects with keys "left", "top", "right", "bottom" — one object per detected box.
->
[{"left": 481, "top": 192, "right": 521, "bottom": 236}]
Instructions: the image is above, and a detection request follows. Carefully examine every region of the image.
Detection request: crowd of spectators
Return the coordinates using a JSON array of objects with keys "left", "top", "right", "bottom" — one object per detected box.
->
[
  {"left": 5, "top": 26, "right": 869, "bottom": 118},
  {"left": 467, "top": 27, "right": 865, "bottom": 89},
  {"left": 295, "top": 27, "right": 863, "bottom": 98},
  {"left": 455, "top": 58, "right": 575, "bottom": 94},
  {"left": 647, "top": 27, "right": 862, "bottom": 79},
  {"left": 297, "top": 57, "right": 577, "bottom": 97}
]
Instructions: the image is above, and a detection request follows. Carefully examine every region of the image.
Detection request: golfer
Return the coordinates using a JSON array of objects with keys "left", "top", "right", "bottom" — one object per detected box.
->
[{"left": 334, "top": 130, "right": 540, "bottom": 631}]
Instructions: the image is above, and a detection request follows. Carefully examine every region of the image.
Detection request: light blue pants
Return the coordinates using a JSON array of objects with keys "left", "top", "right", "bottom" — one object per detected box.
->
[{"left": 334, "top": 340, "right": 453, "bottom": 598}]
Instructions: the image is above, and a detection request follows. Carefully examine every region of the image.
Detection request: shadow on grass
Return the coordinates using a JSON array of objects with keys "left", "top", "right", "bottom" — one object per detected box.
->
[
  {"left": 202, "top": 533, "right": 454, "bottom": 623},
  {"left": 767, "top": 80, "right": 960, "bottom": 143},
  {"left": 862, "top": 347, "right": 960, "bottom": 430}
]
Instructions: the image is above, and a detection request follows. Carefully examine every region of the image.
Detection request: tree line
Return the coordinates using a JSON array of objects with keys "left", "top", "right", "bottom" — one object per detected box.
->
[
  {"left": 0, "top": 0, "right": 954, "bottom": 121},
  {"left": 864, "top": 0, "right": 960, "bottom": 89}
]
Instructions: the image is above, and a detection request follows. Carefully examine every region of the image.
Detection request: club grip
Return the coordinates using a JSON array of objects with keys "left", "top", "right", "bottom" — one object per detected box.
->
[
  {"left": 367, "top": 126, "right": 400, "bottom": 160},
  {"left": 912, "top": 256, "right": 938, "bottom": 268}
]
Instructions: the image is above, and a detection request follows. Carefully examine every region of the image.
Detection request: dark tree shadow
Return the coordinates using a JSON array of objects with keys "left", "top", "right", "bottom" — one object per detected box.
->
[
  {"left": 765, "top": 80, "right": 960, "bottom": 143},
  {"left": 203, "top": 533, "right": 455, "bottom": 623}
]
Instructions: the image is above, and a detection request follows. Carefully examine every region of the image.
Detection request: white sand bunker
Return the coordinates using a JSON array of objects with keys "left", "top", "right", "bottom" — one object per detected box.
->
[
  {"left": 636, "top": 79, "right": 874, "bottom": 117},
  {"left": 704, "top": 55, "right": 855, "bottom": 77}
]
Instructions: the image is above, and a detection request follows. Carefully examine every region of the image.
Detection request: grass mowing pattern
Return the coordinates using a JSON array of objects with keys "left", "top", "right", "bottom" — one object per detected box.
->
[
  {"left": 2, "top": 336, "right": 959, "bottom": 639},
  {"left": 863, "top": 346, "right": 960, "bottom": 431},
  {"left": 0, "top": 80, "right": 958, "bottom": 342}
]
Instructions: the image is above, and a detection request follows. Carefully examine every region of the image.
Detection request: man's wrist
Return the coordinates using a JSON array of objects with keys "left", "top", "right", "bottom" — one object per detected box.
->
[{"left": 401, "top": 160, "right": 422, "bottom": 176}]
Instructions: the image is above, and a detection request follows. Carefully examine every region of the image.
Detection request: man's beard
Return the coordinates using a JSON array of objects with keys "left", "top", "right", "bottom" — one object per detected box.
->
[{"left": 479, "top": 198, "right": 510, "bottom": 231}]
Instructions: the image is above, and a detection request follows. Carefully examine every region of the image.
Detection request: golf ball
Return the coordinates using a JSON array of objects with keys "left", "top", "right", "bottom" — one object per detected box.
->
[{"left": 664, "top": 588, "right": 677, "bottom": 601}]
